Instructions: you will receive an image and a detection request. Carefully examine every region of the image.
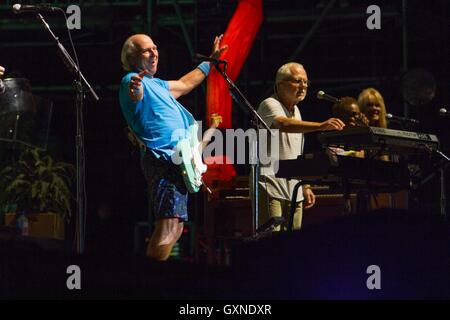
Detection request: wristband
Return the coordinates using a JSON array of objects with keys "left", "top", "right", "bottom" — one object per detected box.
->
[{"left": 197, "top": 61, "right": 211, "bottom": 77}]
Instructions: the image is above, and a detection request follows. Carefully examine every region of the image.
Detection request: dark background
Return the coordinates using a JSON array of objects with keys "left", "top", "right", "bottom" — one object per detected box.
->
[{"left": 1, "top": 0, "right": 449, "bottom": 254}]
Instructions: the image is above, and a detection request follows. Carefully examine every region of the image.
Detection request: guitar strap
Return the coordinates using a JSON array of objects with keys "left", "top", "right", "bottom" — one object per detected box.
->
[{"left": 124, "top": 126, "right": 147, "bottom": 153}]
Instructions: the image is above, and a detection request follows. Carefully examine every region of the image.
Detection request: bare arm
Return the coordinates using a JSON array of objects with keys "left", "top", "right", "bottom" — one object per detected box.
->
[
  {"left": 0, "top": 65, "right": 5, "bottom": 78},
  {"left": 168, "top": 34, "right": 228, "bottom": 99},
  {"left": 272, "top": 116, "right": 345, "bottom": 133},
  {"left": 168, "top": 67, "right": 209, "bottom": 100},
  {"left": 126, "top": 67, "right": 207, "bottom": 102}
]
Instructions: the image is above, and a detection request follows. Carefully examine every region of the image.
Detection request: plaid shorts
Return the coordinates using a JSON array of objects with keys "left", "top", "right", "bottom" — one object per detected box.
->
[{"left": 140, "top": 153, "right": 188, "bottom": 223}]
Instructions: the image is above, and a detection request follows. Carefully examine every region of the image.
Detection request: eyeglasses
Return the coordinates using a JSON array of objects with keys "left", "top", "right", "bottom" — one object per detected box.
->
[{"left": 284, "top": 78, "right": 311, "bottom": 86}]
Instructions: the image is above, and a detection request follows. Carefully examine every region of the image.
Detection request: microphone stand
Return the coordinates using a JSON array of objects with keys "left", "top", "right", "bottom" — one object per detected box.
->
[
  {"left": 37, "top": 13, "right": 99, "bottom": 254},
  {"left": 417, "top": 149, "right": 449, "bottom": 219},
  {"left": 436, "top": 150, "right": 449, "bottom": 219},
  {"left": 211, "top": 62, "right": 272, "bottom": 237}
]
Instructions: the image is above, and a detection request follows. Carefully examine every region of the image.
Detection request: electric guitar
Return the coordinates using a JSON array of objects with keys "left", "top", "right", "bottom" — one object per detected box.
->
[{"left": 174, "top": 113, "right": 222, "bottom": 193}]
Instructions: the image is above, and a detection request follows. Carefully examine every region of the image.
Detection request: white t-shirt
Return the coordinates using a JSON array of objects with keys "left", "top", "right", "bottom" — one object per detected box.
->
[{"left": 257, "top": 95, "right": 304, "bottom": 202}]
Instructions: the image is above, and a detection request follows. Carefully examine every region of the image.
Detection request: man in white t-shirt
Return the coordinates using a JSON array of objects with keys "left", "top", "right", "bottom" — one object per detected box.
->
[{"left": 257, "top": 62, "right": 345, "bottom": 230}]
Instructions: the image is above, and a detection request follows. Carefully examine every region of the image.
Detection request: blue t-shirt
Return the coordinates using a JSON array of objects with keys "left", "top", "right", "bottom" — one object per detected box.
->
[{"left": 119, "top": 73, "right": 195, "bottom": 160}]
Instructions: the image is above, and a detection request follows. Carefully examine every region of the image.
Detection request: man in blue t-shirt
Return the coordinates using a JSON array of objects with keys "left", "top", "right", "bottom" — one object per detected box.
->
[{"left": 119, "top": 33, "right": 227, "bottom": 260}]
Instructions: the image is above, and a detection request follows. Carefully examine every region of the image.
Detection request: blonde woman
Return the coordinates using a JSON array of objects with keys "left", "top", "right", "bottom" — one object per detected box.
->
[
  {"left": 357, "top": 88, "right": 388, "bottom": 128},
  {"left": 357, "top": 88, "right": 408, "bottom": 210}
]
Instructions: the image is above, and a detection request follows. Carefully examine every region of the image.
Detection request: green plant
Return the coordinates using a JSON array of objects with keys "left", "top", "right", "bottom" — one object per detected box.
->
[{"left": 0, "top": 147, "right": 75, "bottom": 221}]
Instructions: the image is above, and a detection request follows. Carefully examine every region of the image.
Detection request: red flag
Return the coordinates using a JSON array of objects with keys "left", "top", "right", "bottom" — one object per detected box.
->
[{"left": 206, "top": 0, "right": 263, "bottom": 128}]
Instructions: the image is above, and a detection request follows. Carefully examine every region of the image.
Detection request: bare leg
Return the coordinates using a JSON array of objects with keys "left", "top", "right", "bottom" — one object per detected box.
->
[{"left": 146, "top": 218, "right": 184, "bottom": 261}]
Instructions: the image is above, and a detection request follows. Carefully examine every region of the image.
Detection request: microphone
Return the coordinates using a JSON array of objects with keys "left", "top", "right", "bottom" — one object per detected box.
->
[
  {"left": 12, "top": 4, "right": 59, "bottom": 14},
  {"left": 439, "top": 108, "right": 449, "bottom": 117},
  {"left": 386, "top": 113, "right": 420, "bottom": 124},
  {"left": 194, "top": 53, "right": 227, "bottom": 65},
  {"left": 317, "top": 90, "right": 341, "bottom": 103},
  {"left": 0, "top": 79, "right": 4, "bottom": 94}
]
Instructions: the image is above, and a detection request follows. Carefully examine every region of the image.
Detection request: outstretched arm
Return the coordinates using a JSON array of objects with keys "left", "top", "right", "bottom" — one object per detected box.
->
[
  {"left": 168, "top": 34, "right": 228, "bottom": 99},
  {"left": 127, "top": 70, "right": 148, "bottom": 102},
  {"left": 272, "top": 116, "right": 345, "bottom": 133}
]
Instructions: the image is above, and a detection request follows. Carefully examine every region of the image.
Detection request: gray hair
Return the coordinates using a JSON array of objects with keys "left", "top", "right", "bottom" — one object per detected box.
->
[
  {"left": 275, "top": 62, "right": 304, "bottom": 85},
  {"left": 121, "top": 37, "right": 138, "bottom": 72}
]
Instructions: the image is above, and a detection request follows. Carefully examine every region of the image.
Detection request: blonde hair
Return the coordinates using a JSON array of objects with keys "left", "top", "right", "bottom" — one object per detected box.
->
[{"left": 357, "top": 88, "right": 387, "bottom": 128}]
